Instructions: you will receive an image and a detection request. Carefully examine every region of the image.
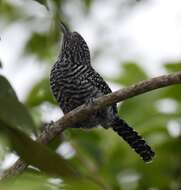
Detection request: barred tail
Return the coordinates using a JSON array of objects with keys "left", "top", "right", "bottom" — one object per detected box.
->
[{"left": 112, "top": 117, "right": 155, "bottom": 162}]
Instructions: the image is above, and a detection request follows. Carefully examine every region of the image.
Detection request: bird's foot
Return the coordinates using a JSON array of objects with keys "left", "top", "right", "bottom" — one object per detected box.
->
[
  {"left": 44, "top": 121, "right": 55, "bottom": 134},
  {"left": 85, "top": 97, "right": 95, "bottom": 106},
  {"left": 85, "top": 97, "right": 100, "bottom": 118}
]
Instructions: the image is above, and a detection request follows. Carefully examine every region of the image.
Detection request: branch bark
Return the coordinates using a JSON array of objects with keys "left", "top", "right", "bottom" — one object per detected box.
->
[{"left": 1, "top": 72, "right": 181, "bottom": 180}]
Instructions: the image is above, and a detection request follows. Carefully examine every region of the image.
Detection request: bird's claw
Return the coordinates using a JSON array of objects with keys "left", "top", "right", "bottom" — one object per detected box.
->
[
  {"left": 44, "top": 121, "right": 55, "bottom": 133},
  {"left": 85, "top": 97, "right": 95, "bottom": 106}
]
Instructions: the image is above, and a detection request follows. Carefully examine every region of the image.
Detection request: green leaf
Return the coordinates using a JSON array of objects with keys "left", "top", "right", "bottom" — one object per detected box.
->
[
  {"left": 118, "top": 91, "right": 160, "bottom": 126},
  {"left": 24, "top": 31, "right": 59, "bottom": 61},
  {"left": 0, "top": 133, "right": 10, "bottom": 160},
  {"left": 33, "top": 0, "right": 49, "bottom": 10},
  {"left": 25, "top": 33, "right": 50, "bottom": 60},
  {"left": 0, "top": 172, "right": 64, "bottom": 190},
  {"left": 164, "top": 62, "right": 181, "bottom": 72},
  {"left": 66, "top": 179, "right": 102, "bottom": 190},
  {"left": 0, "top": 1, "right": 23, "bottom": 22},
  {"left": 68, "top": 129, "right": 103, "bottom": 165},
  {"left": 83, "top": 0, "right": 92, "bottom": 9},
  {"left": 160, "top": 84, "right": 181, "bottom": 101},
  {"left": 0, "top": 120, "right": 76, "bottom": 178},
  {"left": 113, "top": 62, "right": 148, "bottom": 86},
  {"left": 0, "top": 59, "right": 2, "bottom": 68},
  {"left": 52, "top": 0, "right": 63, "bottom": 7},
  {"left": 26, "top": 78, "right": 55, "bottom": 107},
  {"left": 0, "top": 75, "right": 36, "bottom": 133}
]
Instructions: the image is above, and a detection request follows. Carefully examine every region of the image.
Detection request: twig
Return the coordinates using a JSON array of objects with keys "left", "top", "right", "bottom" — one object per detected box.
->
[{"left": 1, "top": 72, "right": 181, "bottom": 180}]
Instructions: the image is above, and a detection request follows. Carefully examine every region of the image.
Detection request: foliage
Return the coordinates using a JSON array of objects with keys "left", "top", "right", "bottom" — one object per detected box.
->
[
  {"left": 0, "top": 75, "right": 76, "bottom": 178},
  {"left": 0, "top": 75, "right": 36, "bottom": 134},
  {"left": 0, "top": 0, "right": 181, "bottom": 190}
]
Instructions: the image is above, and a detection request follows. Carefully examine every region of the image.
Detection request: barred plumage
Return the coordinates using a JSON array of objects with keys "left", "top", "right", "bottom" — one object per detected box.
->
[{"left": 50, "top": 22, "right": 155, "bottom": 162}]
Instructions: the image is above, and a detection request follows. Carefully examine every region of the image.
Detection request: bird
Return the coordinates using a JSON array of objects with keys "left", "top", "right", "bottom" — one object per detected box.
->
[{"left": 50, "top": 22, "right": 155, "bottom": 162}]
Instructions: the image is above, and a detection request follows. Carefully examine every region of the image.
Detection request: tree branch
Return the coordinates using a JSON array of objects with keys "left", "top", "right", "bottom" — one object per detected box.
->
[{"left": 1, "top": 72, "right": 181, "bottom": 180}]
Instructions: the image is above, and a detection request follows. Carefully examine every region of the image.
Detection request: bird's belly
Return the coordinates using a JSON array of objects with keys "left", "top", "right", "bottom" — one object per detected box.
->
[
  {"left": 51, "top": 75, "right": 115, "bottom": 128},
  {"left": 58, "top": 82, "right": 102, "bottom": 128},
  {"left": 59, "top": 79, "right": 95, "bottom": 113}
]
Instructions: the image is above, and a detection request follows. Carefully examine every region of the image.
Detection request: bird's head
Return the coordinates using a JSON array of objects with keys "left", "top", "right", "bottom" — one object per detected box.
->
[{"left": 59, "top": 21, "right": 91, "bottom": 65}]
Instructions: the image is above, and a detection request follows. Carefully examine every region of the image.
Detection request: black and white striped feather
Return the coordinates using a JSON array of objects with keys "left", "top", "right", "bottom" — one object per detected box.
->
[{"left": 50, "top": 22, "right": 155, "bottom": 162}]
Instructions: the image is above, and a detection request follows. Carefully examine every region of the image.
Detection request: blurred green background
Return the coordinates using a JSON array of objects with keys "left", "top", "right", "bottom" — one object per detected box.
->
[{"left": 0, "top": 0, "right": 181, "bottom": 190}]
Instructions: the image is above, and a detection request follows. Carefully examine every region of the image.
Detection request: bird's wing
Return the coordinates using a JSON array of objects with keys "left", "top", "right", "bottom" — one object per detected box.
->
[
  {"left": 86, "top": 67, "right": 118, "bottom": 114},
  {"left": 87, "top": 67, "right": 112, "bottom": 95}
]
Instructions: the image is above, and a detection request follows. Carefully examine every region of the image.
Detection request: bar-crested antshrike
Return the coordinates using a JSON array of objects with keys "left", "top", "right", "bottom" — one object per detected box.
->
[{"left": 50, "top": 22, "right": 155, "bottom": 162}]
